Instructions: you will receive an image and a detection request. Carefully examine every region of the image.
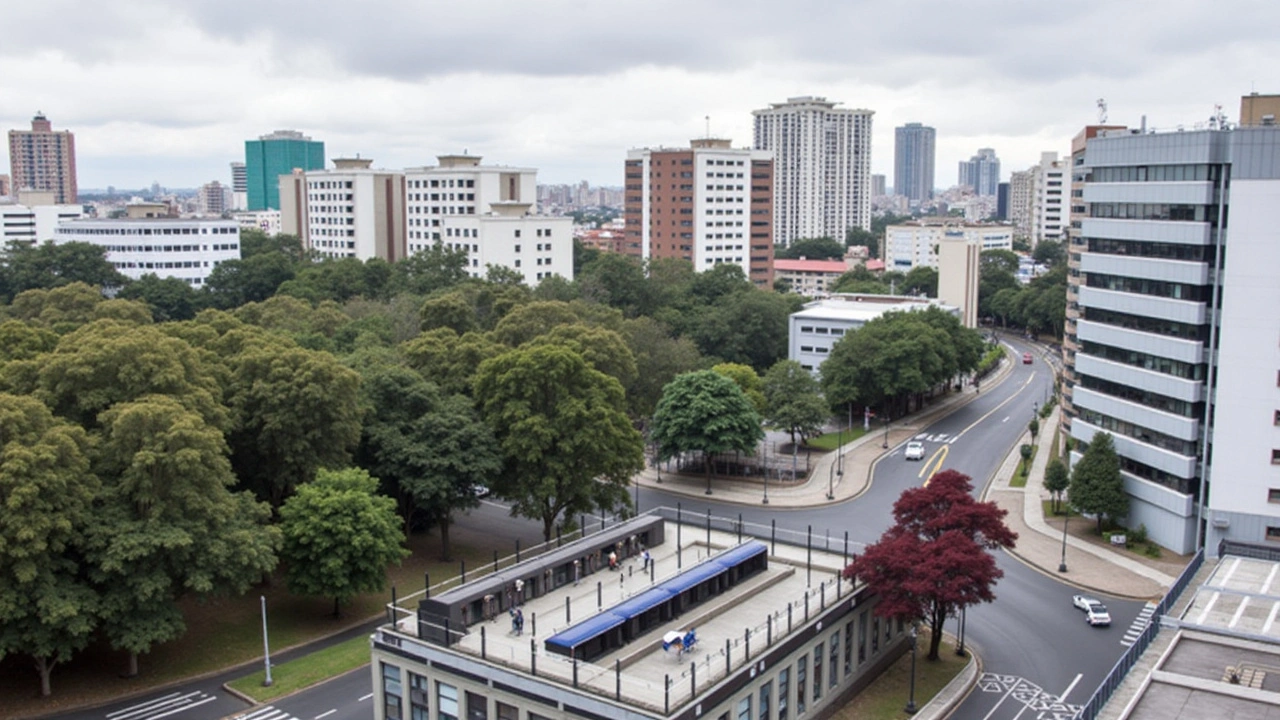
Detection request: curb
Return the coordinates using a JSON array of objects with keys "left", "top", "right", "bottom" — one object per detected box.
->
[
  {"left": 999, "top": 546, "right": 1163, "bottom": 603},
  {"left": 219, "top": 664, "right": 371, "bottom": 720}
]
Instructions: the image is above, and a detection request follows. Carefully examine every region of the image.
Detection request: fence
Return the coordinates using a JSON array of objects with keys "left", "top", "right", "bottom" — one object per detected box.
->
[{"left": 1074, "top": 548, "right": 1204, "bottom": 720}]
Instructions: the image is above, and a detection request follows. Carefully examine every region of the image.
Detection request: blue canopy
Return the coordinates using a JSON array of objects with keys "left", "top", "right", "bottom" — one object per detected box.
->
[
  {"left": 712, "top": 541, "right": 767, "bottom": 569},
  {"left": 610, "top": 587, "right": 673, "bottom": 619},
  {"left": 544, "top": 611, "right": 626, "bottom": 651}
]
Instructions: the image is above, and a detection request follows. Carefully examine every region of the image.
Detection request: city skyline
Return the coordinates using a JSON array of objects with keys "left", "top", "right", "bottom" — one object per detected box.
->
[{"left": 3, "top": 1, "right": 1277, "bottom": 190}]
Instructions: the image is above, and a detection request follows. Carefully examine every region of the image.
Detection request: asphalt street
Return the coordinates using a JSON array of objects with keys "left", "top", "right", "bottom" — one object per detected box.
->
[{"left": 55, "top": 340, "right": 1142, "bottom": 720}]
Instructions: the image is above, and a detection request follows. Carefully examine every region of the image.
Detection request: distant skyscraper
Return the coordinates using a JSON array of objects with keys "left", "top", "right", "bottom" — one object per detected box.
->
[
  {"left": 752, "top": 96, "right": 874, "bottom": 245},
  {"left": 229, "top": 161, "right": 247, "bottom": 211},
  {"left": 1008, "top": 170, "right": 1034, "bottom": 238},
  {"left": 996, "top": 182, "right": 1010, "bottom": 220},
  {"left": 244, "top": 130, "right": 324, "bottom": 211},
  {"left": 894, "top": 123, "right": 935, "bottom": 205},
  {"left": 957, "top": 148, "right": 1000, "bottom": 196},
  {"left": 8, "top": 112, "right": 77, "bottom": 204},
  {"left": 870, "top": 174, "right": 887, "bottom": 196},
  {"left": 198, "top": 180, "right": 229, "bottom": 216},
  {"left": 1031, "top": 151, "right": 1068, "bottom": 245}
]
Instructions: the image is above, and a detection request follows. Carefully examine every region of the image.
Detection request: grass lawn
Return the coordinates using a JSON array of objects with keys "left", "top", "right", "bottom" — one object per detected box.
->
[
  {"left": 805, "top": 427, "right": 869, "bottom": 451},
  {"left": 1010, "top": 445, "right": 1038, "bottom": 488},
  {"left": 228, "top": 635, "right": 370, "bottom": 702},
  {"left": 829, "top": 636, "right": 969, "bottom": 720},
  {"left": 0, "top": 530, "right": 507, "bottom": 718}
]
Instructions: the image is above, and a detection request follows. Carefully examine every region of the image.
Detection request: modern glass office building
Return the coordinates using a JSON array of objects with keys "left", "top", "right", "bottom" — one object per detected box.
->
[{"left": 244, "top": 130, "right": 325, "bottom": 210}]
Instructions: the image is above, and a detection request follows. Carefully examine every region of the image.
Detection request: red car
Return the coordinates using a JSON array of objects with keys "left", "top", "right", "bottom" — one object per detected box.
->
[{"left": 1023, "top": 352, "right": 1033, "bottom": 364}]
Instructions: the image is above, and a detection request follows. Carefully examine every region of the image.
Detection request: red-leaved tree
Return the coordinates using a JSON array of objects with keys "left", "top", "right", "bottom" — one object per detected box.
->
[{"left": 842, "top": 469, "right": 1017, "bottom": 660}]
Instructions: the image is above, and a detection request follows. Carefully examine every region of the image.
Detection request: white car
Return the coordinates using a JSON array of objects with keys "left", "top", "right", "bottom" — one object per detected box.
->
[
  {"left": 1073, "top": 595, "right": 1111, "bottom": 626},
  {"left": 904, "top": 441, "right": 925, "bottom": 461}
]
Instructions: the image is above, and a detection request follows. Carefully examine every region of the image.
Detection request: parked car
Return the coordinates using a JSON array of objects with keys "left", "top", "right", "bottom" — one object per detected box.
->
[
  {"left": 1072, "top": 594, "right": 1098, "bottom": 611},
  {"left": 472, "top": 484, "right": 491, "bottom": 498},
  {"left": 904, "top": 441, "right": 925, "bottom": 461},
  {"left": 1023, "top": 352, "right": 1033, "bottom": 364}
]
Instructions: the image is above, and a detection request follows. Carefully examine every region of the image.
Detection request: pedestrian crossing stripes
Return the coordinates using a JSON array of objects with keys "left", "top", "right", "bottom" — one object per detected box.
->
[
  {"left": 237, "top": 706, "right": 302, "bottom": 720},
  {"left": 105, "top": 691, "right": 217, "bottom": 720},
  {"left": 1121, "top": 602, "right": 1158, "bottom": 647}
]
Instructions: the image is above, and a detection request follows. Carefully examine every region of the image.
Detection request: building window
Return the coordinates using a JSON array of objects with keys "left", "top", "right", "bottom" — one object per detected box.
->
[
  {"left": 1268, "top": 527, "right": 1280, "bottom": 542},
  {"left": 408, "top": 672, "right": 428, "bottom": 720},
  {"left": 437, "top": 682, "right": 458, "bottom": 720},
  {"left": 797, "top": 656, "right": 807, "bottom": 714},
  {"left": 465, "top": 691, "right": 487, "bottom": 720},
  {"left": 494, "top": 703, "right": 516, "bottom": 720},
  {"left": 1270, "top": 489, "right": 1280, "bottom": 504},
  {"left": 1273, "top": 450, "right": 1280, "bottom": 465},
  {"left": 760, "top": 680, "right": 772, "bottom": 720},
  {"left": 830, "top": 631, "right": 839, "bottom": 688},
  {"left": 737, "top": 695, "right": 752, "bottom": 720},
  {"left": 382, "top": 663, "right": 402, "bottom": 720},
  {"left": 812, "top": 645, "right": 822, "bottom": 701},
  {"left": 1275, "top": 410, "right": 1280, "bottom": 425},
  {"left": 778, "top": 668, "right": 790, "bottom": 720}
]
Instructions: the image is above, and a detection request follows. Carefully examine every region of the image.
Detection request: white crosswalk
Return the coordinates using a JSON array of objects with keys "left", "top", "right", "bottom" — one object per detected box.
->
[
  {"left": 236, "top": 706, "right": 302, "bottom": 720},
  {"left": 1121, "top": 602, "right": 1158, "bottom": 647},
  {"left": 105, "top": 691, "right": 218, "bottom": 720}
]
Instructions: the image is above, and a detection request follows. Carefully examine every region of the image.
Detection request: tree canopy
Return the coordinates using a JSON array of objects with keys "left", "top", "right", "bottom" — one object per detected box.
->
[
  {"left": 1068, "top": 432, "right": 1128, "bottom": 532},
  {"left": 842, "top": 470, "right": 1016, "bottom": 660},
  {"left": 763, "top": 360, "right": 828, "bottom": 448},
  {"left": 650, "top": 370, "right": 764, "bottom": 490}
]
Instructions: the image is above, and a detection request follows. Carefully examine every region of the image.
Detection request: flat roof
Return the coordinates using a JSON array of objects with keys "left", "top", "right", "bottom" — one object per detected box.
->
[{"left": 379, "top": 519, "right": 859, "bottom": 716}]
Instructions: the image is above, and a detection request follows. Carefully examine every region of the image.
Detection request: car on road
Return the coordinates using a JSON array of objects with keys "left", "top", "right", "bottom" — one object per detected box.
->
[
  {"left": 1023, "top": 352, "right": 1034, "bottom": 364},
  {"left": 1073, "top": 595, "right": 1112, "bottom": 626},
  {"left": 472, "top": 484, "right": 491, "bottom": 498},
  {"left": 904, "top": 441, "right": 925, "bottom": 460}
]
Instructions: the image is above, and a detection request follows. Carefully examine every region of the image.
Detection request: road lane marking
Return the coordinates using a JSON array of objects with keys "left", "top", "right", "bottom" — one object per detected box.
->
[
  {"left": 315, "top": 711, "right": 336, "bottom": 720},
  {"left": 108, "top": 694, "right": 186, "bottom": 718},
  {"left": 133, "top": 697, "right": 217, "bottom": 720},
  {"left": 1122, "top": 603, "right": 1157, "bottom": 646},
  {"left": 1001, "top": 416, "right": 1009, "bottom": 423},
  {"left": 1059, "top": 673, "right": 1082, "bottom": 702},
  {"left": 109, "top": 692, "right": 208, "bottom": 720},
  {"left": 953, "top": 372, "right": 1035, "bottom": 443},
  {"left": 358, "top": 693, "right": 374, "bottom": 702},
  {"left": 919, "top": 445, "right": 949, "bottom": 484},
  {"left": 1264, "top": 601, "right": 1280, "bottom": 635}
]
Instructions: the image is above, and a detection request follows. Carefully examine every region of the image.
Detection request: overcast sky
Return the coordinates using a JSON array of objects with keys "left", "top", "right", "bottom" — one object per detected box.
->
[{"left": 4, "top": 0, "right": 1277, "bottom": 192}]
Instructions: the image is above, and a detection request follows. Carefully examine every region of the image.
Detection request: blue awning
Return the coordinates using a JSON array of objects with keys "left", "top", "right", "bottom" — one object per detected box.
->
[
  {"left": 610, "top": 587, "right": 673, "bottom": 619},
  {"left": 544, "top": 612, "right": 626, "bottom": 650},
  {"left": 712, "top": 541, "right": 767, "bottom": 569}
]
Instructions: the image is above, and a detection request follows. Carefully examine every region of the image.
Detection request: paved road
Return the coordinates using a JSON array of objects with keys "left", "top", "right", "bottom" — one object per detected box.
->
[{"left": 56, "top": 341, "right": 1137, "bottom": 720}]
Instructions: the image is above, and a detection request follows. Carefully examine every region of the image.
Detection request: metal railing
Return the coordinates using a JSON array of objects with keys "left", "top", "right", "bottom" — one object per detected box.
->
[{"left": 1074, "top": 547, "right": 1204, "bottom": 720}]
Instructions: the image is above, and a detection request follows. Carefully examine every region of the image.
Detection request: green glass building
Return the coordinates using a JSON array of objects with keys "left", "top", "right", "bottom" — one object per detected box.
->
[{"left": 245, "top": 130, "right": 325, "bottom": 210}]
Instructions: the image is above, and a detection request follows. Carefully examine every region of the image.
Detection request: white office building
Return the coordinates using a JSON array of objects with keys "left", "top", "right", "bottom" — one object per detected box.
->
[
  {"left": 0, "top": 195, "right": 83, "bottom": 244},
  {"left": 1063, "top": 119, "right": 1280, "bottom": 555},
  {"left": 279, "top": 157, "right": 407, "bottom": 262},
  {"left": 1032, "top": 151, "right": 1069, "bottom": 246},
  {"left": 883, "top": 222, "right": 1013, "bottom": 272},
  {"left": 404, "top": 155, "right": 572, "bottom": 285},
  {"left": 789, "top": 294, "right": 958, "bottom": 374},
  {"left": 752, "top": 96, "right": 874, "bottom": 246},
  {"left": 53, "top": 217, "right": 240, "bottom": 286},
  {"left": 232, "top": 209, "right": 282, "bottom": 237}
]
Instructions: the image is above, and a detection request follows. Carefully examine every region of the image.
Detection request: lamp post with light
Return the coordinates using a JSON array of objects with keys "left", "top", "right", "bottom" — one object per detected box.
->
[{"left": 904, "top": 623, "right": 919, "bottom": 715}]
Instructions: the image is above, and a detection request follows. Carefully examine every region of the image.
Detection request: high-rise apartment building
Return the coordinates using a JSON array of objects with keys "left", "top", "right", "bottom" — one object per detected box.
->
[
  {"left": 996, "top": 182, "right": 1010, "bottom": 220},
  {"left": 1062, "top": 112, "right": 1280, "bottom": 555},
  {"left": 1031, "top": 151, "right": 1068, "bottom": 245},
  {"left": 752, "top": 96, "right": 873, "bottom": 246},
  {"left": 871, "top": 174, "right": 887, "bottom": 197},
  {"left": 244, "top": 130, "right": 325, "bottom": 211},
  {"left": 230, "top": 161, "right": 247, "bottom": 210},
  {"left": 893, "top": 123, "right": 935, "bottom": 206},
  {"left": 404, "top": 155, "right": 572, "bottom": 285},
  {"left": 957, "top": 148, "right": 1000, "bottom": 197},
  {"left": 624, "top": 138, "right": 773, "bottom": 287},
  {"left": 0, "top": 174, "right": 10, "bottom": 197},
  {"left": 8, "top": 112, "right": 77, "bottom": 204},
  {"left": 197, "top": 180, "right": 230, "bottom": 216},
  {"left": 1008, "top": 169, "right": 1034, "bottom": 239},
  {"left": 279, "top": 157, "right": 406, "bottom": 261}
]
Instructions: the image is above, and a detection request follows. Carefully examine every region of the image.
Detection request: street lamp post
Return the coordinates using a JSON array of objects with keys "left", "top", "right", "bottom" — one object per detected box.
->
[
  {"left": 904, "top": 623, "right": 919, "bottom": 715},
  {"left": 260, "top": 595, "right": 273, "bottom": 687},
  {"left": 1058, "top": 503, "right": 1070, "bottom": 573},
  {"left": 955, "top": 606, "right": 967, "bottom": 657},
  {"left": 882, "top": 416, "right": 890, "bottom": 449},
  {"left": 762, "top": 469, "right": 770, "bottom": 505}
]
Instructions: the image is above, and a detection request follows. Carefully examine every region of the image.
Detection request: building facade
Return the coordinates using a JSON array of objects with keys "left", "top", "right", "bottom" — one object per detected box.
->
[
  {"left": 197, "top": 180, "right": 230, "bottom": 216},
  {"left": 244, "top": 130, "right": 325, "bottom": 211},
  {"left": 0, "top": 198, "right": 84, "bottom": 245},
  {"left": 404, "top": 155, "right": 572, "bottom": 285},
  {"left": 8, "top": 113, "right": 77, "bottom": 204},
  {"left": 893, "top": 123, "right": 936, "bottom": 206},
  {"left": 773, "top": 257, "right": 852, "bottom": 298},
  {"left": 752, "top": 96, "right": 874, "bottom": 246},
  {"left": 937, "top": 237, "right": 982, "bottom": 329},
  {"left": 870, "top": 174, "right": 887, "bottom": 197},
  {"left": 371, "top": 514, "right": 910, "bottom": 720},
  {"left": 1063, "top": 119, "right": 1280, "bottom": 555},
  {"left": 883, "top": 221, "right": 1013, "bottom": 272},
  {"left": 233, "top": 209, "right": 282, "bottom": 237},
  {"left": 1008, "top": 170, "right": 1034, "bottom": 239},
  {"left": 624, "top": 139, "right": 773, "bottom": 287},
  {"left": 53, "top": 217, "right": 240, "bottom": 286},
  {"left": 957, "top": 148, "right": 1000, "bottom": 197},
  {"left": 1031, "top": 151, "right": 1068, "bottom": 246},
  {"left": 790, "top": 294, "right": 958, "bottom": 374},
  {"left": 280, "top": 158, "right": 407, "bottom": 262},
  {"left": 230, "top": 161, "right": 248, "bottom": 211}
]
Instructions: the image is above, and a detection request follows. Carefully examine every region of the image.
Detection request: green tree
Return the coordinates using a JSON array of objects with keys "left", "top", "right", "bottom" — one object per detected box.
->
[
  {"left": 224, "top": 340, "right": 363, "bottom": 507},
  {"left": 491, "top": 300, "right": 583, "bottom": 347},
  {"left": 202, "top": 252, "right": 297, "bottom": 309},
  {"left": 650, "top": 370, "right": 764, "bottom": 492},
  {"left": 763, "top": 360, "right": 828, "bottom": 448},
  {"left": 712, "top": 362, "right": 767, "bottom": 414},
  {"left": 88, "top": 396, "right": 280, "bottom": 677},
  {"left": 0, "top": 240, "right": 128, "bottom": 302},
  {"left": 278, "top": 467, "right": 409, "bottom": 617},
  {"left": 526, "top": 324, "right": 638, "bottom": 390},
  {"left": 774, "top": 237, "right": 844, "bottom": 260},
  {"left": 401, "top": 328, "right": 505, "bottom": 397},
  {"left": 830, "top": 265, "right": 891, "bottom": 295},
  {"left": 1068, "top": 432, "right": 1128, "bottom": 532},
  {"left": 474, "top": 345, "right": 644, "bottom": 540},
  {"left": 1044, "top": 458, "right": 1070, "bottom": 514},
  {"left": 576, "top": 252, "right": 652, "bottom": 317},
  {"left": 116, "top": 274, "right": 203, "bottom": 322},
  {"left": 901, "top": 266, "right": 939, "bottom": 297},
  {"left": 391, "top": 243, "right": 470, "bottom": 296},
  {"left": 420, "top": 291, "right": 479, "bottom": 334},
  {"left": 0, "top": 320, "right": 58, "bottom": 362},
  {"left": 0, "top": 394, "right": 100, "bottom": 697},
  {"left": 846, "top": 226, "right": 881, "bottom": 260},
  {"left": 690, "top": 289, "right": 797, "bottom": 372},
  {"left": 619, "top": 317, "right": 705, "bottom": 420},
  {"left": 1033, "top": 239, "right": 1066, "bottom": 268},
  {"left": 821, "top": 311, "right": 957, "bottom": 414},
  {"left": 356, "top": 363, "right": 500, "bottom": 559},
  {"left": 239, "top": 230, "right": 307, "bottom": 263}
]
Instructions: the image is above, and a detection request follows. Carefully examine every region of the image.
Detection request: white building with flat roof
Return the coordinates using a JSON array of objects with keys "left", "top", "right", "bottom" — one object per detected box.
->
[
  {"left": 1, "top": 197, "right": 83, "bottom": 245},
  {"left": 404, "top": 155, "right": 571, "bottom": 285},
  {"left": 53, "top": 217, "right": 240, "bottom": 286},
  {"left": 279, "top": 157, "right": 407, "bottom": 262},
  {"left": 884, "top": 222, "right": 1013, "bottom": 271},
  {"left": 789, "top": 294, "right": 959, "bottom": 373}
]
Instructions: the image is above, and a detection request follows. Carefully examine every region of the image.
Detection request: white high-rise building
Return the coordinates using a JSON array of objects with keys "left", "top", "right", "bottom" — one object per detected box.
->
[
  {"left": 404, "top": 155, "right": 572, "bottom": 285},
  {"left": 1008, "top": 169, "right": 1035, "bottom": 239},
  {"left": 883, "top": 221, "right": 1013, "bottom": 271},
  {"left": 1031, "top": 151, "right": 1068, "bottom": 245},
  {"left": 624, "top": 138, "right": 774, "bottom": 287},
  {"left": 279, "top": 157, "right": 407, "bottom": 261},
  {"left": 752, "top": 96, "right": 873, "bottom": 246},
  {"left": 1063, "top": 115, "right": 1280, "bottom": 556}
]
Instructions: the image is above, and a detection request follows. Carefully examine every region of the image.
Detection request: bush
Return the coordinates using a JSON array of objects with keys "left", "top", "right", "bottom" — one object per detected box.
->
[
  {"left": 1144, "top": 543, "right": 1161, "bottom": 558},
  {"left": 1131, "top": 523, "right": 1149, "bottom": 545},
  {"left": 1029, "top": 418, "right": 1040, "bottom": 437}
]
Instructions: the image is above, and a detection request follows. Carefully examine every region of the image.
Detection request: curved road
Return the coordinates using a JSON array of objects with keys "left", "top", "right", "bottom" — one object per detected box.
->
[{"left": 62, "top": 342, "right": 1146, "bottom": 720}]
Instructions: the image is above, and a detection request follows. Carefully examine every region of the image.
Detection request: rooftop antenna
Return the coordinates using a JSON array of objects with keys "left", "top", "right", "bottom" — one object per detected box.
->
[
  {"left": 1096, "top": 98, "right": 1108, "bottom": 124},
  {"left": 705, "top": 115, "right": 710, "bottom": 139}
]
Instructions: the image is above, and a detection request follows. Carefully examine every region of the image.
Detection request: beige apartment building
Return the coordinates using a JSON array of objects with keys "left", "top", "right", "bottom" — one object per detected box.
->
[{"left": 8, "top": 112, "right": 77, "bottom": 204}]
